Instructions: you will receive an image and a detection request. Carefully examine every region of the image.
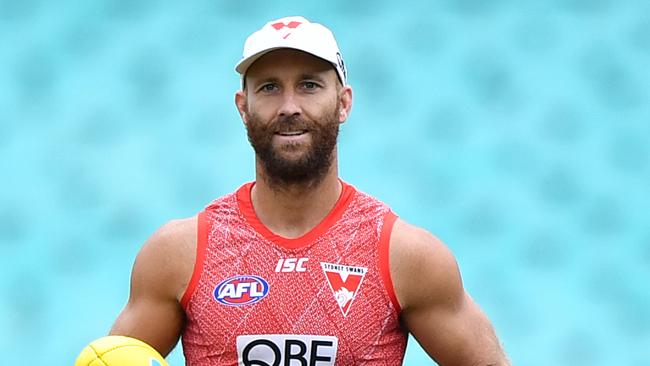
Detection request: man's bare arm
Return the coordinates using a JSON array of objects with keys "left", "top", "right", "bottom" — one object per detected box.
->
[
  {"left": 110, "top": 217, "right": 197, "bottom": 357},
  {"left": 390, "top": 219, "right": 509, "bottom": 365}
]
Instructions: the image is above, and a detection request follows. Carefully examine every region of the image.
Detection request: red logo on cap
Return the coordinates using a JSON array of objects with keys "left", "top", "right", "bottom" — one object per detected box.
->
[
  {"left": 271, "top": 21, "right": 302, "bottom": 39},
  {"left": 272, "top": 21, "right": 302, "bottom": 30}
]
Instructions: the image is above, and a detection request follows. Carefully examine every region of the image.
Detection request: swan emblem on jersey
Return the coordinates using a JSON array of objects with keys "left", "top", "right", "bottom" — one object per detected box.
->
[
  {"left": 321, "top": 262, "right": 368, "bottom": 316},
  {"left": 213, "top": 275, "right": 270, "bottom": 306}
]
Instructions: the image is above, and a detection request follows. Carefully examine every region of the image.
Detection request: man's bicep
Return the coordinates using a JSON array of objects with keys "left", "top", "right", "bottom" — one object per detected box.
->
[
  {"left": 404, "top": 292, "right": 506, "bottom": 366},
  {"left": 109, "top": 221, "right": 193, "bottom": 357},
  {"left": 390, "top": 220, "right": 508, "bottom": 365},
  {"left": 110, "top": 295, "right": 184, "bottom": 357}
]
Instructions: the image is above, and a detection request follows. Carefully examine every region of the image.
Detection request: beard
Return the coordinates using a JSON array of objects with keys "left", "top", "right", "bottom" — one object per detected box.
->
[{"left": 245, "top": 104, "right": 340, "bottom": 188}]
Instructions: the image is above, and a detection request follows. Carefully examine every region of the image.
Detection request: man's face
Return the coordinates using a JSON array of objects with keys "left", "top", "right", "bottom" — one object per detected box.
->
[{"left": 237, "top": 49, "right": 351, "bottom": 187}]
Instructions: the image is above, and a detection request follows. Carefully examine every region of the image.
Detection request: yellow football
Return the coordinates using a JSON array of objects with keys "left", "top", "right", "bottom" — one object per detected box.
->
[{"left": 75, "top": 335, "right": 169, "bottom": 366}]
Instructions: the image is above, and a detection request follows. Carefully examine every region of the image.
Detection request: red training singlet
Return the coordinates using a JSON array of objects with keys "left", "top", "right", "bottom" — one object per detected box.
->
[{"left": 180, "top": 181, "right": 406, "bottom": 365}]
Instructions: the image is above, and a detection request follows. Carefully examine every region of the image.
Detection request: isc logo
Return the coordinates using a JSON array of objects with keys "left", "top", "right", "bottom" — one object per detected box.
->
[
  {"left": 275, "top": 258, "right": 309, "bottom": 273},
  {"left": 214, "top": 275, "right": 269, "bottom": 306},
  {"left": 236, "top": 334, "right": 338, "bottom": 366}
]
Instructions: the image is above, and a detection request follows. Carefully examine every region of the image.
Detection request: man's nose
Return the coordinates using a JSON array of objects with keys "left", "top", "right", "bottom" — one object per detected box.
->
[{"left": 277, "top": 90, "right": 301, "bottom": 118}]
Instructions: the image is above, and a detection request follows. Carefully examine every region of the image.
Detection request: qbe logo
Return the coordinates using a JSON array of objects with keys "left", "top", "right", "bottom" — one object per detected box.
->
[
  {"left": 214, "top": 275, "right": 269, "bottom": 306},
  {"left": 236, "top": 334, "right": 338, "bottom": 366}
]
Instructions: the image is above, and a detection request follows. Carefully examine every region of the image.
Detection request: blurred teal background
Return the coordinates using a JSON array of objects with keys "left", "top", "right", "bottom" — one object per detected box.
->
[{"left": 1, "top": 1, "right": 649, "bottom": 365}]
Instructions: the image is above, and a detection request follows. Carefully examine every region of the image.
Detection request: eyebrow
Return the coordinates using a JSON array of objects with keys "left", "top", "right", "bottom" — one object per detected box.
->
[
  {"left": 251, "top": 77, "right": 280, "bottom": 88},
  {"left": 298, "top": 73, "right": 327, "bottom": 83},
  {"left": 251, "top": 72, "right": 328, "bottom": 86}
]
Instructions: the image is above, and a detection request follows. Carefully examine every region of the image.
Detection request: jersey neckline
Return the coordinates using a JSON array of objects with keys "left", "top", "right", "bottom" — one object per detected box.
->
[{"left": 236, "top": 180, "right": 356, "bottom": 249}]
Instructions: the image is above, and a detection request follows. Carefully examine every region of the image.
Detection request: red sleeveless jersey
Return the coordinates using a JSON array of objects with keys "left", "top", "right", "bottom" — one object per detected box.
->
[{"left": 180, "top": 181, "right": 406, "bottom": 365}]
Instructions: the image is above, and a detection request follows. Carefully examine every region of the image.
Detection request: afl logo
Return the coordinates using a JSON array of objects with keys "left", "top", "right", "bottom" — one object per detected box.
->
[{"left": 214, "top": 275, "right": 270, "bottom": 306}]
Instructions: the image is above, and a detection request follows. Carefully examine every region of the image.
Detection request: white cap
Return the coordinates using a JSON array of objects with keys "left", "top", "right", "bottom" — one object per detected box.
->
[{"left": 235, "top": 16, "right": 347, "bottom": 85}]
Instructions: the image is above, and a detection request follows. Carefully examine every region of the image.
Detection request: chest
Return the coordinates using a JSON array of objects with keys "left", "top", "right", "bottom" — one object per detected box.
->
[
  {"left": 186, "top": 250, "right": 401, "bottom": 365},
  {"left": 193, "top": 237, "right": 385, "bottom": 329},
  {"left": 181, "top": 202, "right": 406, "bottom": 365}
]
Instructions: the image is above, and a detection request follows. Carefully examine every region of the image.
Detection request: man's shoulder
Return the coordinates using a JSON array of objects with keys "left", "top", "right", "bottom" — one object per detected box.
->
[
  {"left": 203, "top": 183, "right": 252, "bottom": 212},
  {"left": 343, "top": 182, "right": 394, "bottom": 211},
  {"left": 389, "top": 219, "right": 449, "bottom": 262},
  {"left": 137, "top": 216, "right": 198, "bottom": 273},
  {"left": 131, "top": 216, "right": 199, "bottom": 301},
  {"left": 389, "top": 218, "right": 463, "bottom": 312},
  {"left": 151, "top": 216, "right": 198, "bottom": 246}
]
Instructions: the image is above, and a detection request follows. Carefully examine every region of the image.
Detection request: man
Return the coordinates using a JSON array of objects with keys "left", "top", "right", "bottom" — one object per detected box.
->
[{"left": 110, "top": 16, "right": 509, "bottom": 365}]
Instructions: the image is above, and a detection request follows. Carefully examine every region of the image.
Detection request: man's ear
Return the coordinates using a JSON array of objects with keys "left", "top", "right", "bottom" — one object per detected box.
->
[
  {"left": 235, "top": 90, "right": 248, "bottom": 125},
  {"left": 338, "top": 86, "right": 353, "bottom": 123}
]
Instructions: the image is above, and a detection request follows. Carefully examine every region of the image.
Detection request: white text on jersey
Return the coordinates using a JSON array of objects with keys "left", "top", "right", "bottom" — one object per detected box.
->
[{"left": 275, "top": 258, "right": 309, "bottom": 273}]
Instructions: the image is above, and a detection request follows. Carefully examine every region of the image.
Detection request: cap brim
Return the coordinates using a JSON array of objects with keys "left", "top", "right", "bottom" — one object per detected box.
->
[
  {"left": 235, "top": 47, "right": 288, "bottom": 75},
  {"left": 235, "top": 46, "right": 338, "bottom": 76}
]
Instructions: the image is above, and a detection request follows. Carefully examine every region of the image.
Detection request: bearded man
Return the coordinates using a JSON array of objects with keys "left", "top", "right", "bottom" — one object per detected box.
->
[{"left": 109, "top": 16, "right": 510, "bottom": 366}]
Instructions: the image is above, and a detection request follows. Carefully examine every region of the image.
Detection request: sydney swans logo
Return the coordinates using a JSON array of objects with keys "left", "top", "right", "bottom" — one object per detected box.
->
[{"left": 321, "top": 262, "right": 367, "bottom": 316}]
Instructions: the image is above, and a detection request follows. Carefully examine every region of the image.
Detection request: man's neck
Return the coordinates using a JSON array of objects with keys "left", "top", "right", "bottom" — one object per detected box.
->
[{"left": 251, "top": 164, "right": 342, "bottom": 239}]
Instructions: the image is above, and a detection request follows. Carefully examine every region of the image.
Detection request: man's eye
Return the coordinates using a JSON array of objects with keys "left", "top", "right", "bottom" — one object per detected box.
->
[
  {"left": 260, "top": 84, "right": 277, "bottom": 92},
  {"left": 303, "top": 82, "right": 318, "bottom": 89}
]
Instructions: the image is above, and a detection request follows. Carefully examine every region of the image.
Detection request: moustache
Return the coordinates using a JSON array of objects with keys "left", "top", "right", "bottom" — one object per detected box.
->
[{"left": 270, "top": 115, "right": 314, "bottom": 133}]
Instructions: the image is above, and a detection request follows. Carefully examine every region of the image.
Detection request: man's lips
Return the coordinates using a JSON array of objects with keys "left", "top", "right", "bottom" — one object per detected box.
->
[{"left": 276, "top": 130, "right": 308, "bottom": 136}]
